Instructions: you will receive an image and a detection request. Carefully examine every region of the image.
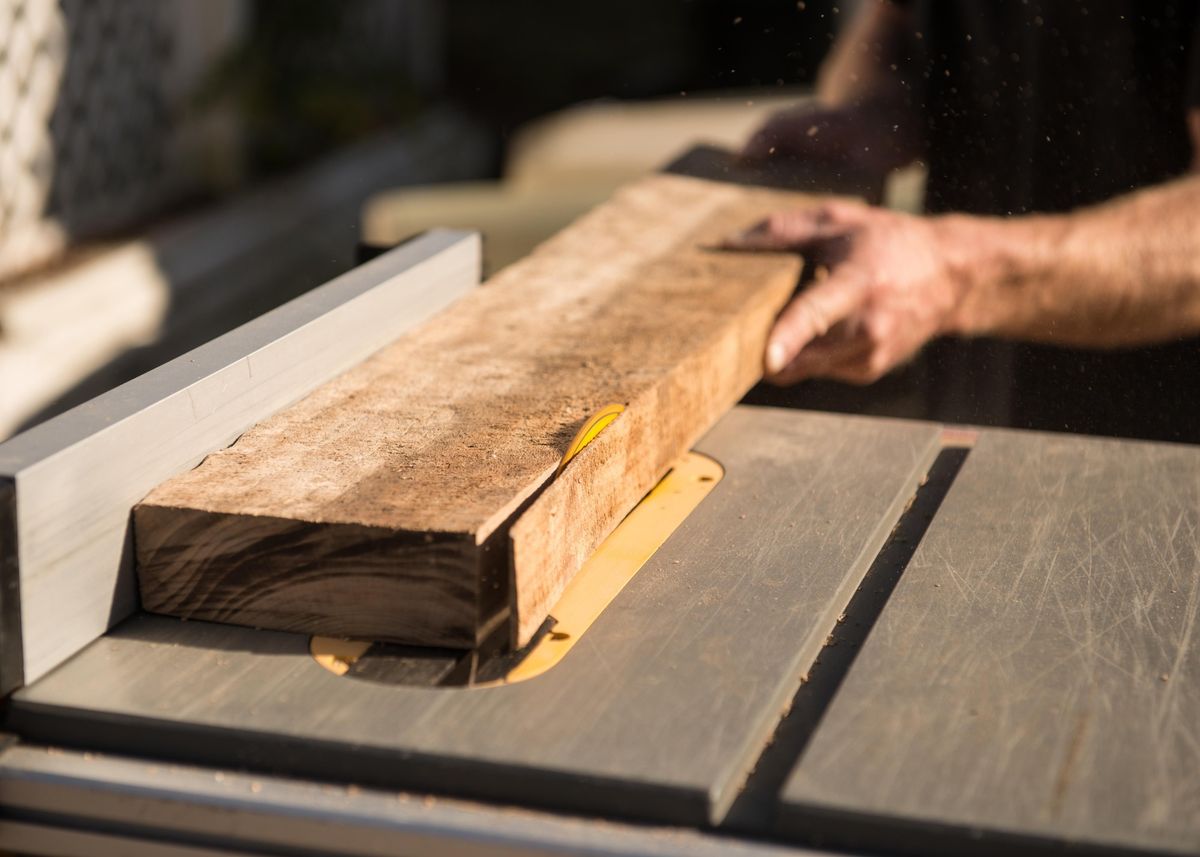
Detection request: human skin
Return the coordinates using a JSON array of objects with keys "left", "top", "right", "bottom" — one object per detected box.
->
[
  {"left": 742, "top": 0, "right": 923, "bottom": 180},
  {"left": 738, "top": 1, "right": 1200, "bottom": 385},
  {"left": 725, "top": 175, "right": 1200, "bottom": 385}
]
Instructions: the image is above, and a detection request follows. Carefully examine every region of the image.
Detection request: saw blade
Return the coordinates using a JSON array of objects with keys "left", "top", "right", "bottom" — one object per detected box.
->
[{"left": 556, "top": 403, "right": 625, "bottom": 476}]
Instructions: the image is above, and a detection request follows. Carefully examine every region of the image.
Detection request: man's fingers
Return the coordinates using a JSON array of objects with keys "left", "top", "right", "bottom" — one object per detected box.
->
[
  {"left": 765, "top": 271, "right": 868, "bottom": 375},
  {"left": 740, "top": 105, "right": 867, "bottom": 162},
  {"left": 741, "top": 128, "right": 779, "bottom": 160},
  {"left": 722, "top": 201, "right": 882, "bottom": 381},
  {"left": 768, "top": 331, "right": 871, "bottom": 385},
  {"left": 740, "top": 107, "right": 801, "bottom": 160},
  {"left": 817, "top": 198, "right": 872, "bottom": 224},
  {"left": 740, "top": 105, "right": 829, "bottom": 160},
  {"left": 723, "top": 218, "right": 843, "bottom": 251},
  {"left": 722, "top": 201, "right": 871, "bottom": 251}
]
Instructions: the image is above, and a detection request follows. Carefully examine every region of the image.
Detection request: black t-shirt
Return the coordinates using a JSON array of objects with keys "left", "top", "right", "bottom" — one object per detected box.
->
[
  {"left": 903, "top": 1, "right": 1200, "bottom": 214},
  {"left": 890, "top": 1, "right": 1200, "bottom": 442}
]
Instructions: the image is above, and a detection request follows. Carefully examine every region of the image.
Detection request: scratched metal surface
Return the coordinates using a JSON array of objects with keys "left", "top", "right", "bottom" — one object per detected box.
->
[
  {"left": 8, "top": 406, "right": 940, "bottom": 827},
  {"left": 780, "top": 429, "right": 1200, "bottom": 856}
]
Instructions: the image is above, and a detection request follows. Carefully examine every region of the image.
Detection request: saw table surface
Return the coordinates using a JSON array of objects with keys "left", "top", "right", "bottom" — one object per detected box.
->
[
  {"left": 8, "top": 407, "right": 938, "bottom": 826},
  {"left": 781, "top": 428, "right": 1200, "bottom": 856},
  {"left": 6, "top": 405, "right": 1200, "bottom": 856}
]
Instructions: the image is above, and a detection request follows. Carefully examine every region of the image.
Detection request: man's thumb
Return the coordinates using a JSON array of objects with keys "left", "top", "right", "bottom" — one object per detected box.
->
[{"left": 765, "top": 271, "right": 866, "bottom": 376}]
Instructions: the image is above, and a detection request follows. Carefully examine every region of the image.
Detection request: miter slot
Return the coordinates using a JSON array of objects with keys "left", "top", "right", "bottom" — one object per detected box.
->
[
  {"left": 720, "top": 444, "right": 971, "bottom": 832},
  {"left": 777, "top": 428, "right": 1200, "bottom": 856}
]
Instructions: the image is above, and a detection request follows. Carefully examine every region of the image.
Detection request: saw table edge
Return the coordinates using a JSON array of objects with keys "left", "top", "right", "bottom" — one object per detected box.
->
[
  {"left": 0, "top": 230, "right": 481, "bottom": 693},
  {"left": 0, "top": 742, "right": 823, "bottom": 857}
]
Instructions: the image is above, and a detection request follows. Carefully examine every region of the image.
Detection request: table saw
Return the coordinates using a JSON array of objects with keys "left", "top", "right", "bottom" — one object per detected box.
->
[{"left": 1, "top": 200, "right": 1199, "bottom": 857}]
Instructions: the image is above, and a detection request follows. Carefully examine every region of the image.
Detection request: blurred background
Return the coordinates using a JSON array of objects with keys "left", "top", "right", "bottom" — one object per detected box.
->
[{"left": 0, "top": 0, "right": 855, "bottom": 439}]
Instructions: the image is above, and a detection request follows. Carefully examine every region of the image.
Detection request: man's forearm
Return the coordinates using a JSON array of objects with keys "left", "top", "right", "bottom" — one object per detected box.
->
[
  {"left": 817, "top": 0, "right": 915, "bottom": 108},
  {"left": 940, "top": 174, "right": 1200, "bottom": 348},
  {"left": 742, "top": 0, "right": 922, "bottom": 172}
]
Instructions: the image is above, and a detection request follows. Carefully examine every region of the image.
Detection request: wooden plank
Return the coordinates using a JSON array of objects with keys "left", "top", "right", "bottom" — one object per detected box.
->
[
  {"left": 10, "top": 407, "right": 941, "bottom": 827},
  {"left": 780, "top": 429, "right": 1200, "bottom": 856},
  {"left": 134, "top": 175, "right": 808, "bottom": 649},
  {"left": 0, "top": 231, "right": 480, "bottom": 692}
]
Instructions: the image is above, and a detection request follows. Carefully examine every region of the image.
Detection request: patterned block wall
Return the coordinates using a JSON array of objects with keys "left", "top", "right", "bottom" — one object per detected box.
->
[
  {"left": 1, "top": 0, "right": 70, "bottom": 279},
  {"left": 0, "top": 0, "right": 440, "bottom": 283}
]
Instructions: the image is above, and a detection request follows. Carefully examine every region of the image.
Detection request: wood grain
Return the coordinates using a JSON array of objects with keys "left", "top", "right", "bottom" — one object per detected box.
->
[
  {"left": 135, "top": 175, "right": 807, "bottom": 648},
  {"left": 780, "top": 429, "right": 1200, "bottom": 856},
  {"left": 0, "top": 231, "right": 480, "bottom": 692},
  {"left": 133, "top": 507, "right": 480, "bottom": 645},
  {"left": 14, "top": 406, "right": 942, "bottom": 827}
]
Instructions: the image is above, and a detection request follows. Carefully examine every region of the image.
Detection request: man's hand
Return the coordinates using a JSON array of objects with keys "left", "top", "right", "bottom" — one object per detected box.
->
[
  {"left": 730, "top": 172, "right": 1200, "bottom": 381},
  {"left": 741, "top": 0, "right": 922, "bottom": 180},
  {"left": 742, "top": 102, "right": 858, "bottom": 161},
  {"left": 725, "top": 201, "right": 965, "bottom": 385},
  {"left": 742, "top": 101, "right": 922, "bottom": 181}
]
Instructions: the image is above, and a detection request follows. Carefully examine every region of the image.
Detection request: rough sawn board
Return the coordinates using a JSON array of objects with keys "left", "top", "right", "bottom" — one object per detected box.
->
[{"left": 134, "top": 175, "right": 807, "bottom": 648}]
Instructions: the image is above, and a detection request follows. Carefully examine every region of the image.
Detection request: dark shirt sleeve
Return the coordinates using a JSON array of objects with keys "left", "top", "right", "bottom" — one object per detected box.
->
[{"left": 1190, "top": 17, "right": 1200, "bottom": 108}]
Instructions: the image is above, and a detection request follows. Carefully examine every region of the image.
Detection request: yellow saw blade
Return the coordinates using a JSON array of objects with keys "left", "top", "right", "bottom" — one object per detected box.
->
[{"left": 556, "top": 403, "right": 625, "bottom": 476}]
